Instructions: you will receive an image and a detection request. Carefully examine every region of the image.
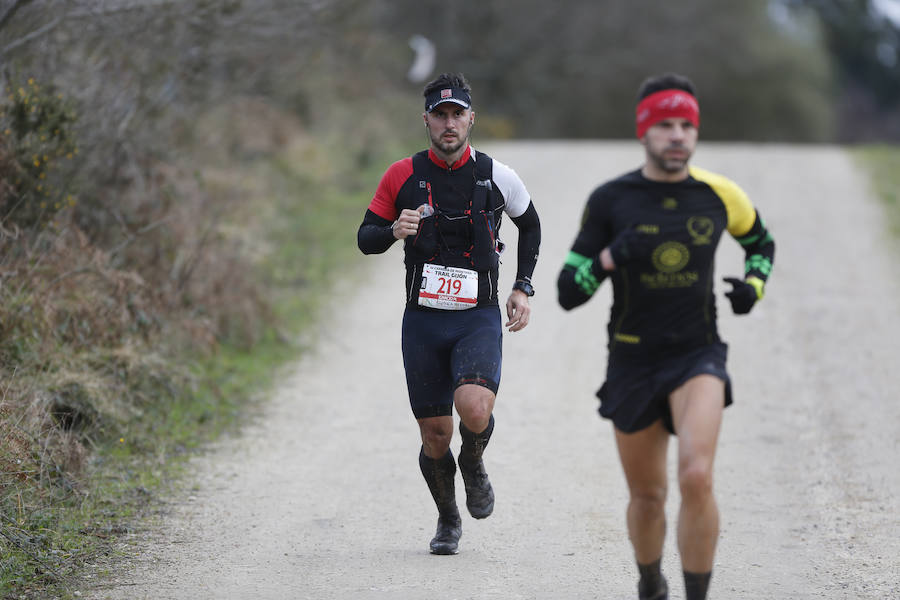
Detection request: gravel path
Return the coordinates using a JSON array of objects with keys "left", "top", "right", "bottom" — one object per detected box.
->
[{"left": 86, "top": 142, "right": 900, "bottom": 599}]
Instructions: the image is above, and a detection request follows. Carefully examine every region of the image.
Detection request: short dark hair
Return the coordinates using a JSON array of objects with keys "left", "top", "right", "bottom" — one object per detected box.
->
[
  {"left": 423, "top": 72, "right": 472, "bottom": 105},
  {"left": 637, "top": 73, "right": 697, "bottom": 101}
]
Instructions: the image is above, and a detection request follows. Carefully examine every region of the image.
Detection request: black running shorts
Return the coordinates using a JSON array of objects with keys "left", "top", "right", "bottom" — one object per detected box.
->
[
  {"left": 597, "top": 342, "right": 732, "bottom": 434},
  {"left": 401, "top": 305, "right": 502, "bottom": 419}
]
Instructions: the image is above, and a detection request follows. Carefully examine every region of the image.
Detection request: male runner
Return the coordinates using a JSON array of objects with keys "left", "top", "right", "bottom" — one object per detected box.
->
[
  {"left": 357, "top": 72, "right": 541, "bottom": 555},
  {"left": 557, "top": 73, "right": 775, "bottom": 599}
]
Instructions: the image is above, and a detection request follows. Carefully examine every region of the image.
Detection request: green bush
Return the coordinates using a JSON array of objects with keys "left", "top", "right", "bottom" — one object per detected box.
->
[{"left": 1, "top": 76, "right": 79, "bottom": 230}]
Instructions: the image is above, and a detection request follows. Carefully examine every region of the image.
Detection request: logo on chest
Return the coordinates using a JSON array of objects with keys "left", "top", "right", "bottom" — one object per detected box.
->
[
  {"left": 652, "top": 241, "right": 690, "bottom": 273},
  {"left": 687, "top": 216, "right": 714, "bottom": 245}
]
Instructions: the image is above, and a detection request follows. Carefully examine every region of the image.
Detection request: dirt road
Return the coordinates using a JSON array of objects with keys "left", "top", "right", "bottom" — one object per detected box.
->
[{"left": 87, "top": 143, "right": 900, "bottom": 599}]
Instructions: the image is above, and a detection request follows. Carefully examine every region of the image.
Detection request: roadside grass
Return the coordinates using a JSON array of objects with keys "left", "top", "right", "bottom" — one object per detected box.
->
[
  {"left": 1, "top": 335, "right": 297, "bottom": 599},
  {"left": 852, "top": 145, "right": 900, "bottom": 239},
  {"left": 1, "top": 125, "right": 418, "bottom": 599}
]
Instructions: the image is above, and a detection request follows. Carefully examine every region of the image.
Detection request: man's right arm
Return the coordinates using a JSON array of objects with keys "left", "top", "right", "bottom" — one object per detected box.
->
[
  {"left": 557, "top": 252, "right": 608, "bottom": 310},
  {"left": 557, "top": 192, "right": 612, "bottom": 310},
  {"left": 357, "top": 210, "right": 397, "bottom": 255},
  {"left": 357, "top": 157, "right": 414, "bottom": 255}
]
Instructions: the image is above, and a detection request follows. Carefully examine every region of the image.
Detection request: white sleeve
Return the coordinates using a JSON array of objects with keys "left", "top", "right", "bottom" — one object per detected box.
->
[{"left": 490, "top": 157, "right": 532, "bottom": 218}]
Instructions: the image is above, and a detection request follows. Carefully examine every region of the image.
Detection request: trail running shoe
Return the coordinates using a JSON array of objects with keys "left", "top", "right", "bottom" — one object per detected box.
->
[
  {"left": 638, "top": 576, "right": 668, "bottom": 600},
  {"left": 458, "top": 458, "right": 494, "bottom": 519},
  {"left": 429, "top": 514, "right": 462, "bottom": 555}
]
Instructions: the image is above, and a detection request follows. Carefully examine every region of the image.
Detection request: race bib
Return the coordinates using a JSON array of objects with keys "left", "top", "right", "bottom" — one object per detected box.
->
[{"left": 418, "top": 263, "right": 479, "bottom": 310}]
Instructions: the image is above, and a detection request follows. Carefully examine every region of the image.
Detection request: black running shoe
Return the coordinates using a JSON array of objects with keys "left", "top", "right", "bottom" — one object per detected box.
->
[
  {"left": 458, "top": 458, "right": 494, "bottom": 519},
  {"left": 429, "top": 514, "right": 462, "bottom": 555},
  {"left": 638, "top": 575, "right": 668, "bottom": 600}
]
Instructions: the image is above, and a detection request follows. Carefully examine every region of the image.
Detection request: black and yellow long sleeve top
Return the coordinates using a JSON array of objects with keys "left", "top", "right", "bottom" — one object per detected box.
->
[{"left": 557, "top": 166, "right": 775, "bottom": 361}]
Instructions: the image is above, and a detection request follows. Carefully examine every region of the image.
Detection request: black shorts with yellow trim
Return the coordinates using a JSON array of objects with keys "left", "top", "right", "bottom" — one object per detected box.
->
[{"left": 597, "top": 341, "right": 732, "bottom": 434}]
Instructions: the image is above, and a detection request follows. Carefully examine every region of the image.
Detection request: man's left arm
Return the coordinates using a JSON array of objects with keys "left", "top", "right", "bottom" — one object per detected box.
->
[
  {"left": 506, "top": 201, "right": 541, "bottom": 332},
  {"left": 491, "top": 159, "right": 539, "bottom": 331},
  {"left": 724, "top": 210, "right": 776, "bottom": 314}
]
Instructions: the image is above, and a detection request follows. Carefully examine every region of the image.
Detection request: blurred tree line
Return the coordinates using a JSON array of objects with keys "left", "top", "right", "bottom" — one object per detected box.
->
[
  {"left": 782, "top": 0, "right": 900, "bottom": 141},
  {"left": 376, "top": 0, "right": 835, "bottom": 141},
  {"left": 375, "top": 0, "right": 900, "bottom": 143}
]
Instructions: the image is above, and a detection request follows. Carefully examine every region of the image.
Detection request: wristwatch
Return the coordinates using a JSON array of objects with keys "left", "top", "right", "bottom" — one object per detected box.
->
[{"left": 512, "top": 280, "right": 535, "bottom": 297}]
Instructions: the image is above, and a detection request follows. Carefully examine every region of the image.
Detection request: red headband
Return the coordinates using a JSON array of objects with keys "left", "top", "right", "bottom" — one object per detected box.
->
[{"left": 635, "top": 89, "right": 700, "bottom": 138}]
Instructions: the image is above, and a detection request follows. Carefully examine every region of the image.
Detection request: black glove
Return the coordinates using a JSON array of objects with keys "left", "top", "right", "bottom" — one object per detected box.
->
[
  {"left": 607, "top": 226, "right": 657, "bottom": 267},
  {"left": 723, "top": 277, "right": 760, "bottom": 315}
]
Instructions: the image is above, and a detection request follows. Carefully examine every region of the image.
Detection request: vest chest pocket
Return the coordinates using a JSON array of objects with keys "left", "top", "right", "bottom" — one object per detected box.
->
[
  {"left": 471, "top": 209, "right": 499, "bottom": 271},
  {"left": 408, "top": 212, "right": 438, "bottom": 260}
]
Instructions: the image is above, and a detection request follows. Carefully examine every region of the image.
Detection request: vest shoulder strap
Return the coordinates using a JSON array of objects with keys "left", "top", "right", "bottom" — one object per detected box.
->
[
  {"left": 410, "top": 152, "right": 430, "bottom": 207},
  {"left": 411, "top": 151, "right": 430, "bottom": 175},
  {"left": 473, "top": 150, "right": 493, "bottom": 182},
  {"left": 472, "top": 151, "right": 493, "bottom": 213}
]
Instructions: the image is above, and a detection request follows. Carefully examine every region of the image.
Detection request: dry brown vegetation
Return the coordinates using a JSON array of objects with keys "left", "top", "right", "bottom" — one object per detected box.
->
[{"left": 0, "top": 2, "right": 405, "bottom": 593}]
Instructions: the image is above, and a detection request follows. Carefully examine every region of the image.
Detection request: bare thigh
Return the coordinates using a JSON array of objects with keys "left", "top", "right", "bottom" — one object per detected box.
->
[{"left": 669, "top": 374, "right": 724, "bottom": 472}]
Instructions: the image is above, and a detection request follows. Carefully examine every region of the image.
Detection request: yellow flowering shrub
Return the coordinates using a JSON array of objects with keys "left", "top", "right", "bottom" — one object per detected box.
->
[{"left": 0, "top": 76, "right": 78, "bottom": 229}]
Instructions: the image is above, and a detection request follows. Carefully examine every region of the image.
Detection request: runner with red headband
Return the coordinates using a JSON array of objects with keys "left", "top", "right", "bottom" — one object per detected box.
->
[{"left": 557, "top": 73, "right": 776, "bottom": 600}]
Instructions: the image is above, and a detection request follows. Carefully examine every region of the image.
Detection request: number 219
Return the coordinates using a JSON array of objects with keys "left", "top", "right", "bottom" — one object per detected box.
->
[{"left": 438, "top": 277, "right": 462, "bottom": 295}]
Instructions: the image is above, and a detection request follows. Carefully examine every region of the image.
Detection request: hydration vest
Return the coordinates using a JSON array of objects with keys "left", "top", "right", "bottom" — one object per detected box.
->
[{"left": 403, "top": 151, "right": 500, "bottom": 272}]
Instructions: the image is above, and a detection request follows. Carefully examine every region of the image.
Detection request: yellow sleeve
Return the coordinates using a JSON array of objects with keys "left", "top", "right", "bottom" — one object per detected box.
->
[{"left": 689, "top": 166, "right": 756, "bottom": 237}]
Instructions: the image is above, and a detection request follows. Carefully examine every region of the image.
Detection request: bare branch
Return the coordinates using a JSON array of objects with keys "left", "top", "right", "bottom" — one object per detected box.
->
[
  {"left": 0, "top": 13, "right": 63, "bottom": 57},
  {"left": 65, "top": 0, "right": 182, "bottom": 20},
  {"left": 0, "top": 0, "right": 34, "bottom": 32}
]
